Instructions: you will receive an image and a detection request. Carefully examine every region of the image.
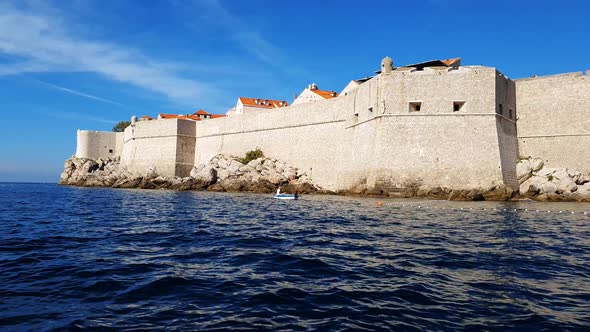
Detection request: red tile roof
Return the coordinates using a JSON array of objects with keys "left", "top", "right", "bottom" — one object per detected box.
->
[
  {"left": 311, "top": 89, "right": 338, "bottom": 99},
  {"left": 239, "top": 97, "right": 289, "bottom": 108},
  {"left": 442, "top": 58, "right": 461, "bottom": 67},
  {"left": 159, "top": 113, "right": 202, "bottom": 121},
  {"left": 194, "top": 110, "right": 209, "bottom": 115}
]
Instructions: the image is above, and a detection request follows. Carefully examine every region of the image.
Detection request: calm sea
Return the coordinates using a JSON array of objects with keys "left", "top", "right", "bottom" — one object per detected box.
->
[{"left": 1, "top": 183, "right": 589, "bottom": 331}]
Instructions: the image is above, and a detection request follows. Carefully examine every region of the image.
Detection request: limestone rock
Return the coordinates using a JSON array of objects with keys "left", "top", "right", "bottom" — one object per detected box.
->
[
  {"left": 515, "top": 156, "right": 590, "bottom": 201},
  {"left": 516, "top": 159, "right": 533, "bottom": 184},
  {"left": 247, "top": 159, "right": 261, "bottom": 168},
  {"left": 145, "top": 166, "right": 158, "bottom": 179},
  {"left": 190, "top": 166, "right": 218, "bottom": 186},
  {"left": 531, "top": 158, "right": 544, "bottom": 173}
]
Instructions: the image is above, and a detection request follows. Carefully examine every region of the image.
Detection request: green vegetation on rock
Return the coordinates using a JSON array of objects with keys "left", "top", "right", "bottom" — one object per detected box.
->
[{"left": 240, "top": 148, "right": 264, "bottom": 165}]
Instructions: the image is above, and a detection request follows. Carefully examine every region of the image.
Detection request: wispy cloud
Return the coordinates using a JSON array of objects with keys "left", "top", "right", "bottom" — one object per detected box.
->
[
  {"left": 189, "top": 0, "right": 280, "bottom": 65},
  {"left": 185, "top": 0, "right": 306, "bottom": 76},
  {"left": 26, "top": 76, "right": 128, "bottom": 108},
  {"left": 0, "top": 2, "right": 217, "bottom": 105},
  {"left": 30, "top": 108, "right": 117, "bottom": 125}
]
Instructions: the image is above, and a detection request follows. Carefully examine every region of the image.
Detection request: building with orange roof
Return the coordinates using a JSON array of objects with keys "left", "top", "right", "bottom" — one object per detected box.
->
[
  {"left": 155, "top": 110, "right": 226, "bottom": 121},
  {"left": 158, "top": 113, "right": 202, "bottom": 121},
  {"left": 292, "top": 83, "right": 339, "bottom": 105},
  {"left": 234, "top": 97, "right": 289, "bottom": 115}
]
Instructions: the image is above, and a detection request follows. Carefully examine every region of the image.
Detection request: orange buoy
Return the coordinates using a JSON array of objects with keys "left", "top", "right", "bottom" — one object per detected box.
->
[{"left": 377, "top": 201, "right": 383, "bottom": 207}]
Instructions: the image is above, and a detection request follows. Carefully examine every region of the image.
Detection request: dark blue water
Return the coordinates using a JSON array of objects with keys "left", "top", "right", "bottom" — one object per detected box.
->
[{"left": 1, "top": 183, "right": 590, "bottom": 331}]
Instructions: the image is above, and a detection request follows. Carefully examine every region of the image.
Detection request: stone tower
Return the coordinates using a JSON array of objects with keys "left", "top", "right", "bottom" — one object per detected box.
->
[
  {"left": 381, "top": 56, "right": 393, "bottom": 74},
  {"left": 378, "top": 56, "right": 393, "bottom": 114}
]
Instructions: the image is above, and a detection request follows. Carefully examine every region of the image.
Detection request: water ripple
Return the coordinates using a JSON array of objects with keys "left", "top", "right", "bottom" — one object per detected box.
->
[{"left": 0, "top": 184, "right": 590, "bottom": 331}]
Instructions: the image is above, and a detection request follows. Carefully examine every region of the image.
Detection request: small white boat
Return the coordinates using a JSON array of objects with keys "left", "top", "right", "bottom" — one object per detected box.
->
[{"left": 273, "top": 193, "right": 299, "bottom": 200}]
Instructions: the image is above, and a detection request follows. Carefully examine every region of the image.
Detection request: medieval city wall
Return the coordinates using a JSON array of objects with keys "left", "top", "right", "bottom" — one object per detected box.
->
[
  {"left": 120, "top": 119, "right": 196, "bottom": 177},
  {"left": 194, "top": 67, "right": 519, "bottom": 191},
  {"left": 75, "top": 130, "right": 123, "bottom": 160},
  {"left": 195, "top": 93, "right": 352, "bottom": 190},
  {"left": 72, "top": 64, "right": 526, "bottom": 192},
  {"left": 515, "top": 71, "right": 590, "bottom": 173},
  {"left": 356, "top": 66, "right": 518, "bottom": 190},
  {"left": 495, "top": 71, "right": 519, "bottom": 189}
]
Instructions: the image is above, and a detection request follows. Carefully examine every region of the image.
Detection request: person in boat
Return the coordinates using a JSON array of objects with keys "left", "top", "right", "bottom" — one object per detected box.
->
[
  {"left": 276, "top": 187, "right": 281, "bottom": 195},
  {"left": 294, "top": 191, "right": 299, "bottom": 199}
]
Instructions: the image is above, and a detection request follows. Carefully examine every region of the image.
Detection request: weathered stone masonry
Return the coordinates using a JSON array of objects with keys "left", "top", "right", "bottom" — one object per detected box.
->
[{"left": 73, "top": 58, "right": 589, "bottom": 194}]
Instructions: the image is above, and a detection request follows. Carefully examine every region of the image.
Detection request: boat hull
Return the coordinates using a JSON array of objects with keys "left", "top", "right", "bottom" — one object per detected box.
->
[{"left": 273, "top": 194, "right": 299, "bottom": 200}]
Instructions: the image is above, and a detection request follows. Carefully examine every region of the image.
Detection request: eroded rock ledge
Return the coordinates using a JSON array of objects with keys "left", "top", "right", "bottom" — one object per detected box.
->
[
  {"left": 59, "top": 155, "right": 590, "bottom": 201},
  {"left": 59, "top": 155, "right": 323, "bottom": 194},
  {"left": 516, "top": 157, "right": 590, "bottom": 202}
]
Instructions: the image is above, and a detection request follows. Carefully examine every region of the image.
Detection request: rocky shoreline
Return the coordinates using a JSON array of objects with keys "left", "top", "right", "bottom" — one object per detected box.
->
[
  {"left": 59, "top": 154, "right": 323, "bottom": 194},
  {"left": 59, "top": 155, "right": 590, "bottom": 202},
  {"left": 516, "top": 157, "right": 590, "bottom": 202}
]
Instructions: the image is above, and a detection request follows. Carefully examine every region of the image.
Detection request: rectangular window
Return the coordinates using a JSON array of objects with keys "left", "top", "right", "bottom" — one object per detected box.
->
[
  {"left": 409, "top": 102, "right": 422, "bottom": 112},
  {"left": 508, "top": 109, "right": 513, "bottom": 119},
  {"left": 498, "top": 104, "right": 504, "bottom": 115},
  {"left": 453, "top": 101, "right": 465, "bottom": 112},
  {"left": 108, "top": 149, "right": 113, "bottom": 153}
]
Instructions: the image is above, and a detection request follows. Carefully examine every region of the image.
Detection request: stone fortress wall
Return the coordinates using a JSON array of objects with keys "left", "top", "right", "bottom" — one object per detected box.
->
[
  {"left": 515, "top": 71, "right": 590, "bottom": 174},
  {"left": 75, "top": 130, "right": 123, "bottom": 160},
  {"left": 119, "top": 118, "right": 196, "bottom": 177},
  {"left": 73, "top": 58, "right": 588, "bottom": 193}
]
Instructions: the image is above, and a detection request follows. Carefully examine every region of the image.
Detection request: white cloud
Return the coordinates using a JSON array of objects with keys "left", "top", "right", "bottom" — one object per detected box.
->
[
  {"left": 0, "top": 2, "right": 216, "bottom": 105},
  {"left": 27, "top": 76, "right": 127, "bottom": 107}
]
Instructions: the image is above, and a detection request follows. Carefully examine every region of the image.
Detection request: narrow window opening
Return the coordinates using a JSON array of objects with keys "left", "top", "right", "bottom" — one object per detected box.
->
[
  {"left": 409, "top": 102, "right": 422, "bottom": 112},
  {"left": 453, "top": 101, "right": 465, "bottom": 112},
  {"left": 108, "top": 149, "right": 113, "bottom": 153},
  {"left": 508, "top": 109, "right": 513, "bottom": 119},
  {"left": 498, "top": 104, "right": 504, "bottom": 115}
]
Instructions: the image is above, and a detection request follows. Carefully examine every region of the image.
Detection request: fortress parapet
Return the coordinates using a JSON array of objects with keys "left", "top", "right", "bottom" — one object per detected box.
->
[{"left": 76, "top": 130, "right": 123, "bottom": 160}]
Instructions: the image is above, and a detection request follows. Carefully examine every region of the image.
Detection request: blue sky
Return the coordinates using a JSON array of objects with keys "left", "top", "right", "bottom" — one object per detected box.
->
[{"left": 0, "top": 0, "right": 589, "bottom": 182}]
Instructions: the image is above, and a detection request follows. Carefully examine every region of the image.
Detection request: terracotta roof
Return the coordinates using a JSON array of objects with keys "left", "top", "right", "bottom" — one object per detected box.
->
[
  {"left": 140, "top": 115, "right": 154, "bottom": 120},
  {"left": 311, "top": 89, "right": 339, "bottom": 99},
  {"left": 239, "top": 97, "right": 289, "bottom": 108},
  {"left": 442, "top": 58, "right": 461, "bottom": 67},
  {"left": 194, "top": 110, "right": 209, "bottom": 115},
  {"left": 159, "top": 113, "right": 202, "bottom": 121}
]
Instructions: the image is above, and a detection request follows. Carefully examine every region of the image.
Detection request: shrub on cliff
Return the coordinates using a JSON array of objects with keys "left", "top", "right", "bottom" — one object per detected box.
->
[
  {"left": 112, "top": 121, "right": 131, "bottom": 132},
  {"left": 240, "top": 148, "right": 264, "bottom": 165}
]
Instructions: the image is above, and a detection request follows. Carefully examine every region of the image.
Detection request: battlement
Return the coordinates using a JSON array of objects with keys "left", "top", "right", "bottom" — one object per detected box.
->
[{"left": 76, "top": 130, "right": 123, "bottom": 160}]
